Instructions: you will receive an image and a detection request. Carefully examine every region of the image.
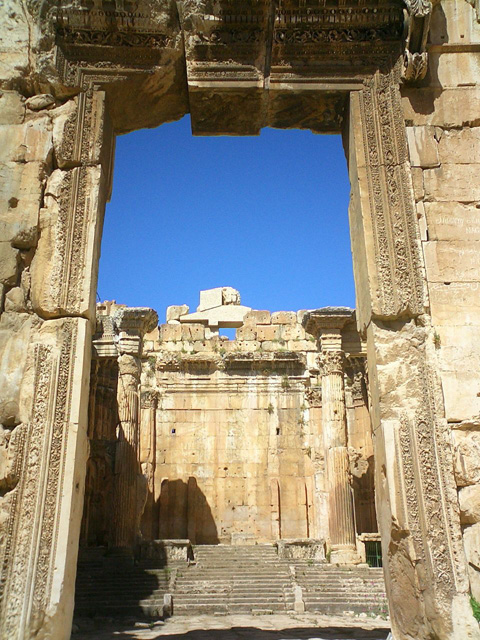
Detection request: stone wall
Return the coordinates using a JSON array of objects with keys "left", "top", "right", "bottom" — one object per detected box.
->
[
  {"left": 134, "top": 303, "right": 376, "bottom": 547},
  {"left": 402, "top": 1, "right": 480, "bottom": 611}
]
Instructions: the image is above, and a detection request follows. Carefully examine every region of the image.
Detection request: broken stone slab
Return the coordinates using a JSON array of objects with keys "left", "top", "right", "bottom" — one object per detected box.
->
[
  {"left": 0, "top": 242, "right": 20, "bottom": 286},
  {"left": 25, "top": 94, "right": 55, "bottom": 111},
  {"left": 459, "top": 485, "right": 480, "bottom": 524},
  {"left": 166, "top": 304, "right": 189, "bottom": 323}
]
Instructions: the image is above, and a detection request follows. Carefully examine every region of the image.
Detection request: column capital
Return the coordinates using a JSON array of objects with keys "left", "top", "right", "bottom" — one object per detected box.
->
[
  {"left": 319, "top": 350, "right": 345, "bottom": 376},
  {"left": 302, "top": 307, "right": 354, "bottom": 339}
]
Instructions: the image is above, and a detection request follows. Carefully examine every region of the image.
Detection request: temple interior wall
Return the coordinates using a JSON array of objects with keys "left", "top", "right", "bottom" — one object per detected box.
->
[{"left": 80, "top": 303, "right": 377, "bottom": 549}]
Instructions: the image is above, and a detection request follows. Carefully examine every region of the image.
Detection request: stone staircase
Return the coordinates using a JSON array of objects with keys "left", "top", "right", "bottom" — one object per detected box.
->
[
  {"left": 173, "top": 544, "right": 295, "bottom": 615},
  {"left": 74, "top": 561, "right": 171, "bottom": 618},
  {"left": 73, "top": 544, "right": 388, "bottom": 620},
  {"left": 293, "top": 562, "right": 388, "bottom": 616}
]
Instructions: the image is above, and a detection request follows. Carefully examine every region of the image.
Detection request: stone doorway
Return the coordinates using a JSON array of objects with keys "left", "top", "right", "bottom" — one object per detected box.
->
[{"left": 1, "top": 2, "right": 480, "bottom": 639}]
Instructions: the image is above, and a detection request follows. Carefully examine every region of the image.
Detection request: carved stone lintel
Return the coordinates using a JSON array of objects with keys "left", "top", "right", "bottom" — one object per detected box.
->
[{"left": 402, "top": 0, "right": 432, "bottom": 82}]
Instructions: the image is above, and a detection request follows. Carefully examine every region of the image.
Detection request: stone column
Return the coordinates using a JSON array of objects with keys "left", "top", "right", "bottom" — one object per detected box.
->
[
  {"left": 304, "top": 309, "right": 359, "bottom": 564},
  {"left": 111, "top": 353, "right": 141, "bottom": 553},
  {"left": 110, "top": 307, "right": 158, "bottom": 557}
]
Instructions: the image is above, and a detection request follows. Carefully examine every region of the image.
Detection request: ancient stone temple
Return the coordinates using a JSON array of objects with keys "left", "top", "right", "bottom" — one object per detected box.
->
[
  {"left": 81, "top": 290, "right": 378, "bottom": 560},
  {"left": 1, "top": 1, "right": 480, "bottom": 639}
]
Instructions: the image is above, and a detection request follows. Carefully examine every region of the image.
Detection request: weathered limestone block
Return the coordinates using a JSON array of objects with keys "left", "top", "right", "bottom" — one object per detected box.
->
[
  {"left": 0, "top": 1, "right": 30, "bottom": 87},
  {"left": 30, "top": 166, "right": 107, "bottom": 320},
  {"left": 280, "top": 324, "right": 305, "bottom": 341},
  {"left": 424, "top": 202, "right": 480, "bottom": 242},
  {"left": 463, "top": 523, "right": 480, "bottom": 602},
  {"left": 430, "top": 0, "right": 480, "bottom": 45},
  {"left": 0, "top": 90, "right": 25, "bottom": 125},
  {"left": 236, "top": 326, "right": 256, "bottom": 340},
  {"left": 0, "top": 118, "right": 52, "bottom": 163},
  {"left": 0, "top": 242, "right": 19, "bottom": 286},
  {"left": 429, "top": 282, "right": 480, "bottom": 327},
  {"left": 459, "top": 485, "right": 480, "bottom": 524},
  {"left": 402, "top": 88, "right": 480, "bottom": 128},
  {"left": 0, "top": 312, "right": 40, "bottom": 426},
  {"left": 454, "top": 429, "right": 480, "bottom": 487},
  {"left": 434, "top": 325, "right": 480, "bottom": 420},
  {"left": 271, "top": 311, "right": 296, "bottom": 325},
  {"left": 159, "top": 324, "right": 183, "bottom": 342},
  {"left": 429, "top": 51, "right": 480, "bottom": 89},
  {"left": 256, "top": 324, "right": 280, "bottom": 342},
  {"left": 406, "top": 126, "right": 439, "bottom": 168},
  {"left": 181, "top": 324, "right": 204, "bottom": 341},
  {"left": 424, "top": 240, "right": 480, "bottom": 283},
  {"left": 4, "top": 286, "right": 26, "bottom": 313},
  {"left": 438, "top": 128, "right": 480, "bottom": 165},
  {"left": 424, "top": 165, "right": 480, "bottom": 202},
  {"left": 411, "top": 167, "right": 425, "bottom": 202},
  {"left": 244, "top": 310, "right": 271, "bottom": 325},
  {"left": 0, "top": 161, "right": 45, "bottom": 248}
]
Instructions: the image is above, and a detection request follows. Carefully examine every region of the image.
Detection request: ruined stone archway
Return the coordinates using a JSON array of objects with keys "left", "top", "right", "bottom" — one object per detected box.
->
[{"left": 1, "top": 1, "right": 480, "bottom": 639}]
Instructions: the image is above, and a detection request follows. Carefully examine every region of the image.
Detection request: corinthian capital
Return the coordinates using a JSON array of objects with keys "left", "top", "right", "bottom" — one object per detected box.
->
[{"left": 320, "top": 350, "right": 344, "bottom": 376}]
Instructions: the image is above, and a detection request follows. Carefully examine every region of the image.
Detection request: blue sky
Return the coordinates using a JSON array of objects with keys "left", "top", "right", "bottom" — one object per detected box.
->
[{"left": 97, "top": 115, "right": 354, "bottom": 321}]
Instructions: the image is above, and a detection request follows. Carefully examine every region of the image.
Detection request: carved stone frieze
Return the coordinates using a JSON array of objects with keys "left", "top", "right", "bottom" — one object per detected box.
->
[
  {"left": 0, "top": 320, "right": 79, "bottom": 640},
  {"left": 398, "top": 361, "right": 469, "bottom": 617},
  {"left": 357, "top": 69, "right": 425, "bottom": 318},
  {"left": 305, "top": 385, "right": 322, "bottom": 407}
]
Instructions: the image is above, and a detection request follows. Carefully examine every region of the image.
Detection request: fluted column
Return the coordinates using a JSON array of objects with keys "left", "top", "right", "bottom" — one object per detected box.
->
[
  {"left": 321, "top": 348, "right": 358, "bottom": 563},
  {"left": 111, "top": 353, "right": 141, "bottom": 552},
  {"left": 303, "top": 308, "right": 360, "bottom": 564}
]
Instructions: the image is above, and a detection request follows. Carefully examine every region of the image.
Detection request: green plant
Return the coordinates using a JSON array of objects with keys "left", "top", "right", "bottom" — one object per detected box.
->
[
  {"left": 433, "top": 331, "right": 441, "bottom": 349},
  {"left": 267, "top": 403, "right": 274, "bottom": 415},
  {"left": 281, "top": 375, "right": 290, "bottom": 390},
  {"left": 326, "top": 548, "right": 331, "bottom": 563},
  {"left": 471, "top": 596, "right": 480, "bottom": 622},
  {"left": 219, "top": 347, "right": 226, "bottom": 356}
]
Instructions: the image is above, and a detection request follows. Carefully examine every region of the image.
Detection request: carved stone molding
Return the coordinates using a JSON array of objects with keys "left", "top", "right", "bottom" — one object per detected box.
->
[
  {"left": 356, "top": 69, "right": 425, "bottom": 319},
  {"left": 0, "top": 319, "right": 82, "bottom": 639},
  {"left": 397, "top": 362, "right": 469, "bottom": 620}
]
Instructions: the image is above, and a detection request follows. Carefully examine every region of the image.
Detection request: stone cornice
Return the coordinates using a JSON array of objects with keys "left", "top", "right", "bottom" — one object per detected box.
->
[{"left": 302, "top": 307, "right": 354, "bottom": 338}]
